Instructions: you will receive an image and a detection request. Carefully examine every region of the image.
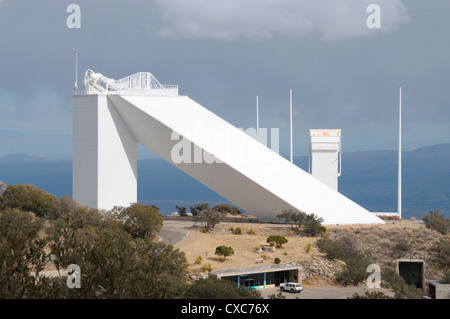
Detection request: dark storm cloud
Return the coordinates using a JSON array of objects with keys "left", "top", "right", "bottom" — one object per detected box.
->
[{"left": 0, "top": 0, "right": 448, "bottom": 157}]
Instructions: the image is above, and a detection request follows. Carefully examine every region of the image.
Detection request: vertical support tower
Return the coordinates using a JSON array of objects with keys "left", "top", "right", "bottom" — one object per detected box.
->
[
  {"left": 73, "top": 94, "right": 138, "bottom": 209},
  {"left": 309, "top": 129, "right": 341, "bottom": 191}
]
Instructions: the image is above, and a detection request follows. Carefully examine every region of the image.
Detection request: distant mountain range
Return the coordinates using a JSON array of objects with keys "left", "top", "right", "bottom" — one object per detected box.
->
[{"left": 1, "top": 143, "right": 449, "bottom": 219}]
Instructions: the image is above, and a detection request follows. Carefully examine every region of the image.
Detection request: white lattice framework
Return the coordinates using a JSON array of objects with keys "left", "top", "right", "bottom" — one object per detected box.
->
[
  {"left": 83, "top": 69, "right": 178, "bottom": 95},
  {"left": 116, "top": 72, "right": 177, "bottom": 91}
]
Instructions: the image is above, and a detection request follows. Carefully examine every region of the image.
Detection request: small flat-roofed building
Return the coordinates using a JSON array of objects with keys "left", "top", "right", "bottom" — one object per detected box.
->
[
  {"left": 210, "top": 263, "right": 302, "bottom": 289},
  {"left": 427, "top": 280, "right": 450, "bottom": 299}
]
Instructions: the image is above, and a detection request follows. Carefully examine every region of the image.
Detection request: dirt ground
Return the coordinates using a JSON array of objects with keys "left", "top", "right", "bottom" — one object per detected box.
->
[
  {"left": 173, "top": 218, "right": 424, "bottom": 282},
  {"left": 175, "top": 222, "right": 321, "bottom": 274}
]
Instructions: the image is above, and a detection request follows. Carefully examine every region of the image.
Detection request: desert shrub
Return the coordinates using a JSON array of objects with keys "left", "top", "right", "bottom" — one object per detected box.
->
[
  {"left": 305, "top": 243, "right": 312, "bottom": 254},
  {"left": 0, "top": 208, "right": 49, "bottom": 298},
  {"left": 435, "top": 237, "right": 450, "bottom": 270},
  {"left": 267, "top": 235, "right": 288, "bottom": 248},
  {"left": 268, "top": 292, "right": 286, "bottom": 299},
  {"left": 248, "top": 229, "right": 255, "bottom": 235},
  {"left": 234, "top": 227, "right": 242, "bottom": 235},
  {"left": 189, "top": 202, "right": 210, "bottom": 216},
  {"left": 186, "top": 278, "right": 262, "bottom": 299},
  {"left": 303, "top": 214, "right": 325, "bottom": 237},
  {"left": 201, "top": 263, "right": 212, "bottom": 272},
  {"left": 274, "top": 257, "right": 281, "bottom": 264},
  {"left": 316, "top": 234, "right": 344, "bottom": 260},
  {"left": 0, "top": 184, "right": 59, "bottom": 219},
  {"left": 348, "top": 291, "right": 393, "bottom": 299},
  {"left": 175, "top": 205, "right": 187, "bottom": 216},
  {"left": 442, "top": 270, "right": 450, "bottom": 284},
  {"left": 335, "top": 256, "right": 370, "bottom": 286},
  {"left": 381, "top": 268, "right": 423, "bottom": 299},
  {"left": 195, "top": 256, "right": 202, "bottom": 265},
  {"left": 277, "top": 209, "right": 304, "bottom": 228},
  {"left": 422, "top": 209, "right": 449, "bottom": 235},
  {"left": 193, "top": 206, "right": 221, "bottom": 232},
  {"left": 212, "top": 204, "right": 242, "bottom": 216},
  {"left": 277, "top": 210, "right": 324, "bottom": 236},
  {"left": 261, "top": 254, "right": 268, "bottom": 259},
  {"left": 317, "top": 234, "right": 370, "bottom": 286},
  {"left": 215, "top": 246, "right": 234, "bottom": 259},
  {"left": 117, "top": 203, "right": 163, "bottom": 240},
  {"left": 395, "top": 237, "right": 411, "bottom": 254}
]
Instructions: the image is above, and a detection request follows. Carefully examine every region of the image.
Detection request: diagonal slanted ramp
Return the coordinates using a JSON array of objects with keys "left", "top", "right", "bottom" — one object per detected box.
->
[{"left": 106, "top": 94, "right": 384, "bottom": 225}]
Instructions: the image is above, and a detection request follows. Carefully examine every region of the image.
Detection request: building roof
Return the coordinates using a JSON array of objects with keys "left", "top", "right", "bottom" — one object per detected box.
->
[{"left": 211, "top": 263, "right": 301, "bottom": 277}]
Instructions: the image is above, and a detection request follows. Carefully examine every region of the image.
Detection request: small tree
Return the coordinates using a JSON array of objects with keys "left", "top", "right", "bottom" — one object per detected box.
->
[
  {"left": 212, "top": 204, "right": 242, "bottom": 216},
  {"left": 303, "top": 213, "right": 325, "bottom": 237},
  {"left": 0, "top": 184, "right": 59, "bottom": 219},
  {"left": 215, "top": 246, "right": 234, "bottom": 259},
  {"left": 267, "top": 235, "right": 288, "bottom": 248},
  {"left": 189, "top": 202, "right": 210, "bottom": 216},
  {"left": 277, "top": 209, "right": 306, "bottom": 229},
  {"left": 193, "top": 207, "right": 221, "bottom": 232},
  {"left": 119, "top": 203, "right": 163, "bottom": 240},
  {"left": 176, "top": 205, "right": 187, "bottom": 217}
]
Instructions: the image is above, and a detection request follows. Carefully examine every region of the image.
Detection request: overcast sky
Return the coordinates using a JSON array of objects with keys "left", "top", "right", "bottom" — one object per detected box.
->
[{"left": 0, "top": 0, "right": 449, "bottom": 158}]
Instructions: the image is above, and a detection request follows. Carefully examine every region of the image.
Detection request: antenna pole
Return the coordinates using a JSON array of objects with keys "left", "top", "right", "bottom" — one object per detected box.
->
[
  {"left": 256, "top": 95, "right": 259, "bottom": 140},
  {"left": 398, "top": 87, "right": 402, "bottom": 219},
  {"left": 290, "top": 89, "right": 293, "bottom": 163},
  {"left": 73, "top": 48, "right": 78, "bottom": 92}
]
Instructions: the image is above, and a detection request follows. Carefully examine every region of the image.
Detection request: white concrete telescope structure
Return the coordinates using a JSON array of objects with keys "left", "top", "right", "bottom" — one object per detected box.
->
[
  {"left": 73, "top": 69, "right": 383, "bottom": 225},
  {"left": 309, "top": 129, "right": 341, "bottom": 191}
]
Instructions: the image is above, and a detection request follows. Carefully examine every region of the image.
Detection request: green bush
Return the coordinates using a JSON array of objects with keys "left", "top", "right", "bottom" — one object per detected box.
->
[
  {"left": 212, "top": 204, "right": 242, "bottom": 216},
  {"left": 436, "top": 237, "right": 450, "bottom": 270},
  {"left": 234, "top": 227, "right": 243, "bottom": 235},
  {"left": 267, "top": 235, "right": 288, "bottom": 248},
  {"left": 422, "top": 209, "right": 449, "bottom": 235},
  {"left": 0, "top": 208, "right": 49, "bottom": 298},
  {"left": 201, "top": 263, "right": 212, "bottom": 272},
  {"left": 277, "top": 210, "right": 324, "bottom": 236},
  {"left": 186, "top": 278, "right": 262, "bottom": 299},
  {"left": 118, "top": 203, "right": 163, "bottom": 240},
  {"left": 274, "top": 257, "right": 281, "bottom": 264},
  {"left": 381, "top": 268, "right": 423, "bottom": 299},
  {"left": 0, "top": 184, "right": 59, "bottom": 219},
  {"left": 303, "top": 214, "right": 325, "bottom": 237},
  {"left": 316, "top": 234, "right": 344, "bottom": 260},
  {"left": 305, "top": 243, "right": 312, "bottom": 254},
  {"left": 195, "top": 256, "right": 203, "bottom": 265},
  {"left": 348, "top": 291, "right": 393, "bottom": 299},
  {"left": 215, "top": 246, "right": 234, "bottom": 259},
  {"left": 317, "top": 234, "right": 370, "bottom": 286}
]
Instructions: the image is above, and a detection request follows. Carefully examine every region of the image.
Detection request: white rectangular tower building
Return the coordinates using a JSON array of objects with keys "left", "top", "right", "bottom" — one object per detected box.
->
[
  {"left": 309, "top": 129, "right": 341, "bottom": 191},
  {"left": 73, "top": 94, "right": 138, "bottom": 209}
]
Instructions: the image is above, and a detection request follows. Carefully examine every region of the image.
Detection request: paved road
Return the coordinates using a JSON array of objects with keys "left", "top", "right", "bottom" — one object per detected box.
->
[
  {"left": 157, "top": 220, "right": 194, "bottom": 245},
  {"left": 260, "top": 286, "right": 395, "bottom": 299}
]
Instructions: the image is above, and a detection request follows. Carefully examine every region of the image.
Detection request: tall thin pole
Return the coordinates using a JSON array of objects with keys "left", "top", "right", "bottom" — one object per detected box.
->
[
  {"left": 256, "top": 95, "right": 259, "bottom": 140},
  {"left": 398, "top": 87, "right": 402, "bottom": 219},
  {"left": 73, "top": 48, "right": 78, "bottom": 91},
  {"left": 290, "top": 89, "right": 293, "bottom": 163}
]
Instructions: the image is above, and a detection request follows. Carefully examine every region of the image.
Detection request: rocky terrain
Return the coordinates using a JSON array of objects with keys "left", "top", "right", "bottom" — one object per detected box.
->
[
  {"left": 175, "top": 219, "right": 445, "bottom": 286},
  {"left": 0, "top": 181, "right": 7, "bottom": 195}
]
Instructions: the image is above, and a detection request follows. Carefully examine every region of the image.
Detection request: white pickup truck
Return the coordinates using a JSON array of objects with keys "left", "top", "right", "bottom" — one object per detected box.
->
[{"left": 280, "top": 282, "right": 303, "bottom": 293}]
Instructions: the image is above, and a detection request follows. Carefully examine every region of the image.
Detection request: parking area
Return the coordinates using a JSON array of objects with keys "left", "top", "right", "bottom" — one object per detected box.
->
[{"left": 259, "top": 286, "right": 395, "bottom": 299}]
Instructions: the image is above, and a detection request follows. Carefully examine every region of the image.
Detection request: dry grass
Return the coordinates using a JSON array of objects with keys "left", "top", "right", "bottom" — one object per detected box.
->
[
  {"left": 176, "top": 222, "right": 319, "bottom": 273},
  {"left": 176, "top": 219, "right": 445, "bottom": 280}
]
